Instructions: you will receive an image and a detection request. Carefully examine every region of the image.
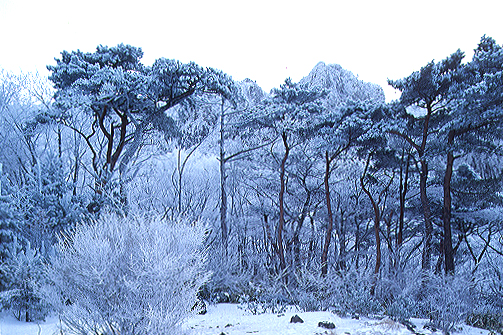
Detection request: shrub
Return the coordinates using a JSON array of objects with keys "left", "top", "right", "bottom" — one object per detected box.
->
[
  {"left": 46, "top": 213, "right": 210, "bottom": 335},
  {"left": 292, "top": 267, "right": 382, "bottom": 316},
  {"left": 421, "top": 273, "right": 476, "bottom": 335}
]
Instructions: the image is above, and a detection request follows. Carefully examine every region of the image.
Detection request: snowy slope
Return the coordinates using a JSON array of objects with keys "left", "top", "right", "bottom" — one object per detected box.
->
[{"left": 1, "top": 304, "right": 492, "bottom": 335}]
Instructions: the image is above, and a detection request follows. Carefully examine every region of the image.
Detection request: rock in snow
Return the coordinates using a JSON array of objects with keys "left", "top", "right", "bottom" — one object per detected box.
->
[
  {"left": 290, "top": 314, "right": 304, "bottom": 323},
  {"left": 318, "top": 320, "right": 336, "bottom": 329}
]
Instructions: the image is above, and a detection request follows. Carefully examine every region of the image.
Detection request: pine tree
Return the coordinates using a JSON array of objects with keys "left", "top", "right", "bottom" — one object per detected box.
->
[
  {"left": 388, "top": 50, "right": 464, "bottom": 271},
  {"left": 47, "top": 44, "right": 235, "bottom": 212},
  {"left": 0, "top": 242, "right": 50, "bottom": 322},
  {"left": 440, "top": 36, "right": 503, "bottom": 273},
  {"left": 0, "top": 169, "right": 23, "bottom": 291}
]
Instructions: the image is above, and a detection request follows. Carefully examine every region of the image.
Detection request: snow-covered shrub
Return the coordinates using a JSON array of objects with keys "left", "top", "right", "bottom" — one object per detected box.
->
[
  {"left": 201, "top": 230, "right": 274, "bottom": 305},
  {"left": 293, "top": 267, "right": 382, "bottom": 316},
  {"left": 201, "top": 244, "right": 255, "bottom": 303},
  {"left": 466, "top": 312, "right": 503, "bottom": 334},
  {"left": 327, "top": 269, "right": 383, "bottom": 316},
  {"left": 46, "top": 213, "right": 210, "bottom": 335},
  {"left": 376, "top": 269, "right": 424, "bottom": 320},
  {"left": 0, "top": 242, "right": 50, "bottom": 322},
  {"left": 421, "top": 273, "right": 476, "bottom": 335}
]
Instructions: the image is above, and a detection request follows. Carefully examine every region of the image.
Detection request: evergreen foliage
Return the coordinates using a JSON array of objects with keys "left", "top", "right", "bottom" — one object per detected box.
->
[{"left": 0, "top": 242, "right": 50, "bottom": 322}]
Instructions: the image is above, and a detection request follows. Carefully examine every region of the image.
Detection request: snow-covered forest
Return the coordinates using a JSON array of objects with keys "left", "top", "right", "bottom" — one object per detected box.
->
[{"left": 0, "top": 35, "right": 502, "bottom": 335}]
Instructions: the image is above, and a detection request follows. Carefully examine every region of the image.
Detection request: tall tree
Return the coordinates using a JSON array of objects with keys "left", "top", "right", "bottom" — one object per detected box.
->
[
  {"left": 388, "top": 50, "right": 464, "bottom": 270},
  {"left": 251, "top": 78, "right": 325, "bottom": 273},
  {"left": 440, "top": 36, "right": 503, "bottom": 273},
  {"left": 312, "top": 102, "right": 373, "bottom": 276},
  {"left": 47, "top": 44, "right": 234, "bottom": 211}
]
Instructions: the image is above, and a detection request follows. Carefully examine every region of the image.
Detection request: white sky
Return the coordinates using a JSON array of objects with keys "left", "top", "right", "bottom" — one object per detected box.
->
[{"left": 0, "top": 0, "right": 502, "bottom": 102}]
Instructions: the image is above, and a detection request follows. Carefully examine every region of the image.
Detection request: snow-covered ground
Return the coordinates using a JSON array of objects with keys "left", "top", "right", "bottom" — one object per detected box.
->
[{"left": 0, "top": 304, "right": 492, "bottom": 335}]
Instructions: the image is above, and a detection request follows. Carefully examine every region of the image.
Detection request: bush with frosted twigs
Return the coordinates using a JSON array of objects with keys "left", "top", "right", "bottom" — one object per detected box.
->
[{"left": 46, "top": 213, "right": 210, "bottom": 335}]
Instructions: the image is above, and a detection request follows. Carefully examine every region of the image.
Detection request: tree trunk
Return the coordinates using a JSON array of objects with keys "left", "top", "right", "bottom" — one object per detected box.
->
[
  {"left": 177, "top": 149, "right": 183, "bottom": 214},
  {"left": 361, "top": 155, "right": 380, "bottom": 295},
  {"left": 321, "top": 151, "right": 334, "bottom": 277},
  {"left": 293, "top": 191, "right": 310, "bottom": 269},
  {"left": 355, "top": 217, "right": 360, "bottom": 270},
  {"left": 277, "top": 132, "right": 289, "bottom": 271},
  {"left": 398, "top": 154, "right": 410, "bottom": 247},
  {"left": 308, "top": 216, "right": 315, "bottom": 267},
  {"left": 443, "top": 130, "right": 455, "bottom": 274},
  {"left": 338, "top": 209, "right": 346, "bottom": 271},
  {"left": 57, "top": 125, "right": 62, "bottom": 159},
  {"left": 119, "top": 172, "right": 128, "bottom": 214},
  {"left": 72, "top": 150, "right": 79, "bottom": 197},
  {"left": 386, "top": 212, "right": 393, "bottom": 271},
  {"left": 420, "top": 160, "right": 433, "bottom": 271},
  {"left": 219, "top": 101, "right": 228, "bottom": 253},
  {"left": 420, "top": 105, "right": 433, "bottom": 271}
]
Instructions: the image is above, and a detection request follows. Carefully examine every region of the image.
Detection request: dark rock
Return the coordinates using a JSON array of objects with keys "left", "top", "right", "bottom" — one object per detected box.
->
[
  {"left": 351, "top": 313, "right": 359, "bottom": 320},
  {"left": 191, "top": 299, "right": 207, "bottom": 315},
  {"left": 225, "top": 324, "right": 233, "bottom": 328},
  {"left": 318, "top": 321, "right": 336, "bottom": 329},
  {"left": 290, "top": 315, "right": 304, "bottom": 323}
]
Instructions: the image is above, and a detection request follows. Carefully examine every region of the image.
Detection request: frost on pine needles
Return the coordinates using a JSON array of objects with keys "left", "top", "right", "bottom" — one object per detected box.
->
[{"left": 46, "top": 213, "right": 210, "bottom": 335}]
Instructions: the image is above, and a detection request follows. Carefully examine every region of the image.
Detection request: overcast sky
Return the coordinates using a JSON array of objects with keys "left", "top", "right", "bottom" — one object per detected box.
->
[{"left": 1, "top": 0, "right": 502, "bottom": 101}]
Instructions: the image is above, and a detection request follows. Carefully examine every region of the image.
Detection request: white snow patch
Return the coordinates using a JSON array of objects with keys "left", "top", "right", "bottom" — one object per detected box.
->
[
  {"left": 0, "top": 304, "right": 493, "bottom": 335},
  {"left": 0, "top": 312, "right": 61, "bottom": 335}
]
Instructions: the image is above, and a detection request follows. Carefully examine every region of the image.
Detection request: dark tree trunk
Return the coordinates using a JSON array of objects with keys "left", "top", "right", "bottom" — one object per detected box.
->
[
  {"left": 398, "top": 154, "right": 410, "bottom": 247},
  {"left": 177, "top": 149, "right": 183, "bottom": 213},
  {"left": 321, "top": 151, "right": 334, "bottom": 277},
  {"left": 361, "top": 155, "right": 381, "bottom": 295},
  {"left": 219, "top": 102, "right": 228, "bottom": 253},
  {"left": 57, "top": 125, "right": 62, "bottom": 158},
  {"left": 355, "top": 217, "right": 360, "bottom": 270},
  {"left": 420, "top": 160, "right": 433, "bottom": 271},
  {"left": 420, "top": 105, "right": 433, "bottom": 271},
  {"left": 443, "top": 130, "right": 455, "bottom": 274},
  {"left": 293, "top": 191, "right": 310, "bottom": 269},
  {"left": 308, "top": 216, "right": 315, "bottom": 267},
  {"left": 338, "top": 209, "right": 346, "bottom": 271},
  {"left": 277, "top": 132, "right": 289, "bottom": 271},
  {"left": 72, "top": 149, "right": 79, "bottom": 197}
]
